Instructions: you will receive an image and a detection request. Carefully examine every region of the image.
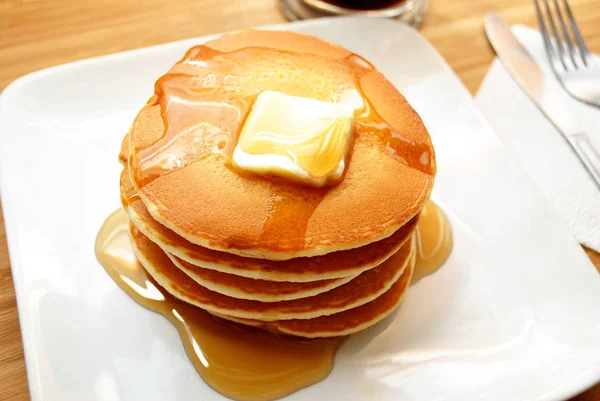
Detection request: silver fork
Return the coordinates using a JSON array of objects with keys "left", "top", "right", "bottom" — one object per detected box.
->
[{"left": 534, "top": 0, "right": 600, "bottom": 108}]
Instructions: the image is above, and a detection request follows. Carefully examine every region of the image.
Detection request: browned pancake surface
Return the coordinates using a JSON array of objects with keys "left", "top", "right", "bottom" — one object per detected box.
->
[
  {"left": 217, "top": 255, "right": 414, "bottom": 337},
  {"left": 274, "top": 259, "right": 414, "bottom": 336},
  {"left": 121, "top": 168, "right": 418, "bottom": 282},
  {"left": 167, "top": 254, "right": 355, "bottom": 302},
  {"left": 130, "top": 224, "right": 413, "bottom": 321},
  {"left": 125, "top": 30, "right": 434, "bottom": 260}
]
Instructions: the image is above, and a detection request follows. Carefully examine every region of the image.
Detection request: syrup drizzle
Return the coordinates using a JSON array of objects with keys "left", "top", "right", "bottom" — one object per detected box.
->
[
  {"left": 126, "top": 45, "right": 436, "bottom": 256},
  {"left": 129, "top": 45, "right": 435, "bottom": 190},
  {"left": 258, "top": 185, "right": 330, "bottom": 252}
]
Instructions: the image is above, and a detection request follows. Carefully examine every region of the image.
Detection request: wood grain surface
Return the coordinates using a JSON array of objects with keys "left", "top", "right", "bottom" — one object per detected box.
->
[{"left": 0, "top": 0, "right": 599, "bottom": 400}]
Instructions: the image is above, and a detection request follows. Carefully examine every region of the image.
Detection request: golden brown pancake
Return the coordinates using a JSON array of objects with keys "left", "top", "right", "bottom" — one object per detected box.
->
[
  {"left": 168, "top": 254, "right": 356, "bottom": 302},
  {"left": 130, "top": 224, "right": 415, "bottom": 321},
  {"left": 215, "top": 253, "right": 415, "bottom": 338},
  {"left": 121, "top": 168, "right": 418, "bottom": 282},
  {"left": 124, "top": 29, "right": 435, "bottom": 260}
]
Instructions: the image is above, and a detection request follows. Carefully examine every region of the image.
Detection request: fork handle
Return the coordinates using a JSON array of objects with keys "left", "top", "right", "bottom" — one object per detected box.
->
[{"left": 568, "top": 133, "right": 600, "bottom": 191}]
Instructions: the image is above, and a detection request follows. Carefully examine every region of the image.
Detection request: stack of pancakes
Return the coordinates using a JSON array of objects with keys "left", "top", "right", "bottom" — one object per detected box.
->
[{"left": 119, "top": 30, "right": 435, "bottom": 338}]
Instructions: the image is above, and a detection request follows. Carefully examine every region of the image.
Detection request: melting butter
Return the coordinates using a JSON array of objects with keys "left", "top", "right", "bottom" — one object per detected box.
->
[{"left": 233, "top": 91, "right": 355, "bottom": 187}]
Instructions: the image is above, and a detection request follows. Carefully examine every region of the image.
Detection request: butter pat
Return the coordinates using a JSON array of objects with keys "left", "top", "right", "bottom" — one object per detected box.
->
[{"left": 233, "top": 91, "right": 355, "bottom": 187}]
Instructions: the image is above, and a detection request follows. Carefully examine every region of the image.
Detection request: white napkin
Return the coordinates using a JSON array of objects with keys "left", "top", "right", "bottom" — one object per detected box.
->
[{"left": 476, "top": 25, "right": 600, "bottom": 252}]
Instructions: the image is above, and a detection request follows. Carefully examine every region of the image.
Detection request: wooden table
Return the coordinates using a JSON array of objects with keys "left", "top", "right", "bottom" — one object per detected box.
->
[{"left": 0, "top": 0, "right": 599, "bottom": 399}]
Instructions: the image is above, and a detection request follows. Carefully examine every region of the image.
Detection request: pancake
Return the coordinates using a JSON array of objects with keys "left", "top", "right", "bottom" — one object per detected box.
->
[
  {"left": 214, "top": 252, "right": 415, "bottom": 338},
  {"left": 167, "top": 254, "right": 356, "bottom": 302},
  {"left": 121, "top": 168, "right": 418, "bottom": 282},
  {"left": 130, "top": 223, "right": 415, "bottom": 321},
  {"left": 124, "top": 29, "right": 435, "bottom": 260}
]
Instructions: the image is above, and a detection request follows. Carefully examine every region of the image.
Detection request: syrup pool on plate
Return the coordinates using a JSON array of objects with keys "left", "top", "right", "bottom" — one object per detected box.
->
[
  {"left": 95, "top": 200, "right": 451, "bottom": 401},
  {"left": 412, "top": 200, "right": 453, "bottom": 282}
]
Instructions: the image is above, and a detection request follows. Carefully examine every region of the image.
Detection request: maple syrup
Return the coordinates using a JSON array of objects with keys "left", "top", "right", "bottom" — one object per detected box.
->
[
  {"left": 124, "top": 45, "right": 437, "bottom": 258},
  {"left": 412, "top": 201, "right": 453, "bottom": 282},
  {"left": 96, "top": 209, "right": 344, "bottom": 401},
  {"left": 129, "top": 45, "right": 435, "bottom": 190},
  {"left": 95, "top": 199, "right": 451, "bottom": 400}
]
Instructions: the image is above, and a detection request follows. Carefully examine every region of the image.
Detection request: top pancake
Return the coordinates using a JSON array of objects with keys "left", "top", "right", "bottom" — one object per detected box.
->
[{"left": 125, "top": 30, "right": 435, "bottom": 260}]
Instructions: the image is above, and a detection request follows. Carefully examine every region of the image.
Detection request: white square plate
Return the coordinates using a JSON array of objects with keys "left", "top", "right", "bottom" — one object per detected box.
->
[{"left": 1, "top": 17, "right": 600, "bottom": 401}]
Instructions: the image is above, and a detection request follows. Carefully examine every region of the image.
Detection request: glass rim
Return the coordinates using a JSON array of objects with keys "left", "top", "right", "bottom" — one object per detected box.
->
[{"left": 302, "top": 0, "right": 410, "bottom": 17}]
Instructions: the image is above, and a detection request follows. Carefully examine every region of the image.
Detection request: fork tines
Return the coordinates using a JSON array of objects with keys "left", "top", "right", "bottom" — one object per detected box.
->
[{"left": 534, "top": 0, "right": 591, "bottom": 70}]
